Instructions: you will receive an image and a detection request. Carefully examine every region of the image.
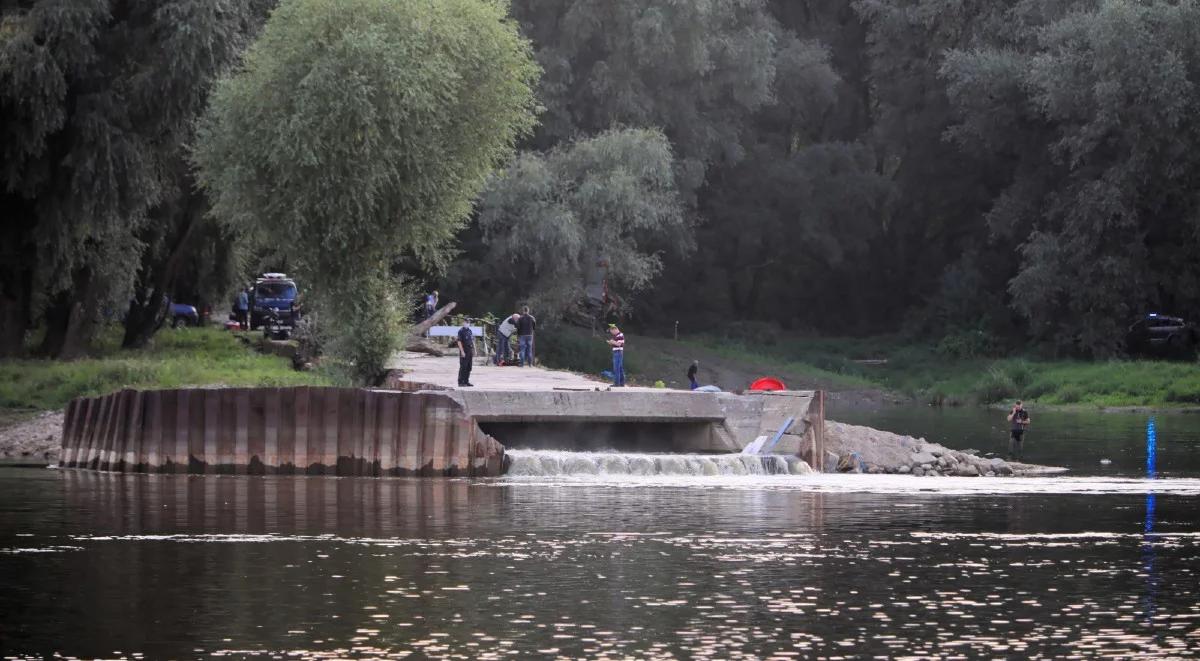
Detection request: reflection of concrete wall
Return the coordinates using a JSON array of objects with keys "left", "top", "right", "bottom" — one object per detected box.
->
[
  {"left": 59, "top": 470, "right": 477, "bottom": 536},
  {"left": 59, "top": 388, "right": 504, "bottom": 476}
]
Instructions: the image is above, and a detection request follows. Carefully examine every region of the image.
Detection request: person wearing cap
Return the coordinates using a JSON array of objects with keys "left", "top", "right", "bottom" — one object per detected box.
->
[{"left": 607, "top": 324, "right": 626, "bottom": 387}]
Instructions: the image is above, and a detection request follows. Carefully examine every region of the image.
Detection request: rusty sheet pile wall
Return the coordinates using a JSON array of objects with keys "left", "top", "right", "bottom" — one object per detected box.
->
[{"left": 59, "top": 387, "right": 505, "bottom": 476}]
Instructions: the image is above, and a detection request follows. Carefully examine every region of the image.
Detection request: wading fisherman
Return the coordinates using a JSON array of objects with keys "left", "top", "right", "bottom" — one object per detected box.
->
[{"left": 1007, "top": 400, "right": 1031, "bottom": 460}]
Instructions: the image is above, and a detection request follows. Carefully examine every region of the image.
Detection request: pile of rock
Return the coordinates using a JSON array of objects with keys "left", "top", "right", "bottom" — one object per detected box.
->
[
  {"left": 821, "top": 420, "right": 1041, "bottom": 477},
  {"left": 891, "top": 448, "right": 1012, "bottom": 477}
]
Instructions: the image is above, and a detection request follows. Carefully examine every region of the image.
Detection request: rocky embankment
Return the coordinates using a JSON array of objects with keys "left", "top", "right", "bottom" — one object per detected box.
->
[{"left": 823, "top": 420, "right": 1063, "bottom": 477}]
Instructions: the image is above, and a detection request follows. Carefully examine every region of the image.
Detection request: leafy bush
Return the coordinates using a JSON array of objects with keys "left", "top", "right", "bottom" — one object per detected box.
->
[
  {"left": 1165, "top": 383, "right": 1200, "bottom": 404},
  {"left": 971, "top": 365, "right": 1017, "bottom": 403},
  {"left": 1056, "top": 385, "right": 1083, "bottom": 404},
  {"left": 935, "top": 328, "right": 1000, "bottom": 359}
]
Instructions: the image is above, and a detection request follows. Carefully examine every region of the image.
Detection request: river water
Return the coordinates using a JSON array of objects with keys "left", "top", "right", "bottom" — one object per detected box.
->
[{"left": 2, "top": 406, "right": 1199, "bottom": 658}]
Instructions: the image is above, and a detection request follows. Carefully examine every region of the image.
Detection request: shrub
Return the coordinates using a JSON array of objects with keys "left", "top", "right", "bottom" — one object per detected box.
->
[
  {"left": 971, "top": 365, "right": 1017, "bottom": 403},
  {"left": 1056, "top": 385, "right": 1083, "bottom": 404},
  {"left": 1165, "top": 383, "right": 1200, "bottom": 404}
]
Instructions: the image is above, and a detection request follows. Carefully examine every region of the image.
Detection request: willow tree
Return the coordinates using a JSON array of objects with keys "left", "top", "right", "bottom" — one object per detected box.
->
[
  {"left": 0, "top": 0, "right": 273, "bottom": 357},
  {"left": 195, "top": 0, "right": 539, "bottom": 381},
  {"left": 477, "top": 128, "right": 687, "bottom": 320}
]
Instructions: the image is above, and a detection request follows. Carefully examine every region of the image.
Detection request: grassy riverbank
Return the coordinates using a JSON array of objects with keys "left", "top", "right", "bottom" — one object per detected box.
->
[
  {"left": 686, "top": 333, "right": 1200, "bottom": 408},
  {"left": 0, "top": 326, "right": 337, "bottom": 413},
  {"left": 538, "top": 326, "right": 1200, "bottom": 409}
]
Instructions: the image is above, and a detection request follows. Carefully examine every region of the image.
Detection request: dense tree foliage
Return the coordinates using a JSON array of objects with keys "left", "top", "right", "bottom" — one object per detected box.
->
[
  {"left": 194, "top": 0, "right": 539, "bottom": 380},
  {"left": 6, "top": 0, "right": 1200, "bottom": 365},
  {"left": 477, "top": 128, "right": 687, "bottom": 320},
  {"left": 445, "top": 0, "right": 1200, "bottom": 357},
  {"left": 0, "top": 0, "right": 272, "bottom": 357}
]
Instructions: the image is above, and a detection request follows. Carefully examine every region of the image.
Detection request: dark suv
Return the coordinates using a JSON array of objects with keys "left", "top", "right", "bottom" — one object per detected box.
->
[
  {"left": 250, "top": 273, "right": 299, "bottom": 332},
  {"left": 1125, "top": 314, "right": 1198, "bottom": 359}
]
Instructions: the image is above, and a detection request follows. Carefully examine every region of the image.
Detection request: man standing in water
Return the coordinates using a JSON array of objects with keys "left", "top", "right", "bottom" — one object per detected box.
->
[
  {"left": 1007, "top": 400, "right": 1031, "bottom": 460},
  {"left": 456, "top": 321, "right": 475, "bottom": 387},
  {"left": 607, "top": 324, "right": 626, "bottom": 387}
]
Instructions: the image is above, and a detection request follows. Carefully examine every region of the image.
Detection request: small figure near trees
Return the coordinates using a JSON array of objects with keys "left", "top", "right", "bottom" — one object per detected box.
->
[
  {"left": 494, "top": 312, "right": 520, "bottom": 365},
  {"left": 456, "top": 322, "right": 475, "bottom": 388},
  {"left": 424, "top": 291, "right": 439, "bottom": 321},
  {"left": 516, "top": 307, "right": 537, "bottom": 367},
  {"left": 235, "top": 288, "right": 250, "bottom": 330},
  {"left": 607, "top": 324, "right": 626, "bottom": 387}
]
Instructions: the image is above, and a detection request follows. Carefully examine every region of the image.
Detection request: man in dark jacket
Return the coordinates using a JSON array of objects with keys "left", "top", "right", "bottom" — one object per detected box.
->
[
  {"left": 516, "top": 306, "right": 536, "bottom": 367},
  {"left": 456, "top": 322, "right": 475, "bottom": 387}
]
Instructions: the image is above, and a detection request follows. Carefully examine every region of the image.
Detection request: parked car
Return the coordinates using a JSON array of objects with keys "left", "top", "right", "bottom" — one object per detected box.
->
[
  {"left": 1125, "top": 313, "right": 1198, "bottom": 359},
  {"left": 170, "top": 302, "right": 200, "bottom": 328},
  {"left": 249, "top": 273, "right": 300, "bottom": 334}
]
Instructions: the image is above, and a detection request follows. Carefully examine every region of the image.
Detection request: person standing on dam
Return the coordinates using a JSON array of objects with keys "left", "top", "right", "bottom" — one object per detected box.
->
[
  {"left": 687, "top": 360, "right": 700, "bottom": 390},
  {"left": 456, "top": 322, "right": 475, "bottom": 387},
  {"left": 607, "top": 324, "right": 626, "bottom": 387},
  {"left": 1007, "top": 400, "right": 1031, "bottom": 460},
  {"left": 494, "top": 311, "right": 519, "bottom": 365},
  {"left": 516, "top": 306, "right": 536, "bottom": 366}
]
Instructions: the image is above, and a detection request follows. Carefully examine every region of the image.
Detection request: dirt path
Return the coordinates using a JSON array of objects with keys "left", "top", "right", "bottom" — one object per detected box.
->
[
  {"left": 632, "top": 336, "right": 904, "bottom": 407},
  {"left": 0, "top": 411, "right": 63, "bottom": 464}
]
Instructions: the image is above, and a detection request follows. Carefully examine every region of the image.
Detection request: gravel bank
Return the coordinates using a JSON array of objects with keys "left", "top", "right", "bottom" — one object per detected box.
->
[{"left": 0, "top": 411, "right": 63, "bottom": 465}]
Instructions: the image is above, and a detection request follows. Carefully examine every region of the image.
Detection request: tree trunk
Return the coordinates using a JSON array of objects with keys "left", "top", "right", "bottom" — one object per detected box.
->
[
  {"left": 0, "top": 272, "right": 31, "bottom": 358},
  {"left": 39, "top": 269, "right": 102, "bottom": 359},
  {"left": 122, "top": 193, "right": 202, "bottom": 349},
  {"left": 409, "top": 301, "right": 457, "bottom": 335}
]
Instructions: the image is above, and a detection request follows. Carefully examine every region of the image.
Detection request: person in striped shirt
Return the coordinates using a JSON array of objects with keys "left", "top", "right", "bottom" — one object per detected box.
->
[{"left": 606, "top": 324, "right": 626, "bottom": 387}]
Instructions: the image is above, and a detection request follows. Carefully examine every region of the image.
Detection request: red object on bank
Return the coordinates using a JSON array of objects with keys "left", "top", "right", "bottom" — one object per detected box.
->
[{"left": 749, "top": 377, "right": 786, "bottom": 391}]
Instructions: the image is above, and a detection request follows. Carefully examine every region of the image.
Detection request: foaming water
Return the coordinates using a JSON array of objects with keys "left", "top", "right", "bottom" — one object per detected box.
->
[
  {"left": 504, "top": 449, "right": 803, "bottom": 477},
  {"left": 500, "top": 450, "right": 1200, "bottom": 495}
]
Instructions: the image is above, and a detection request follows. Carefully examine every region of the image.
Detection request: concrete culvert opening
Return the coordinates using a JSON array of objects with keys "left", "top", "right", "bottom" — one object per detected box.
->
[{"left": 478, "top": 421, "right": 718, "bottom": 454}]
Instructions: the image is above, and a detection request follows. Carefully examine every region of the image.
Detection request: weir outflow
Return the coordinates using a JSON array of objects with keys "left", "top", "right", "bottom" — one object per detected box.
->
[{"left": 59, "top": 369, "right": 825, "bottom": 476}]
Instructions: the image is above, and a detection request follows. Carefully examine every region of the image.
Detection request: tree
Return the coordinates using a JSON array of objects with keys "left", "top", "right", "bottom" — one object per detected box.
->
[
  {"left": 195, "top": 0, "right": 539, "bottom": 381},
  {"left": 0, "top": 0, "right": 273, "bottom": 357},
  {"left": 943, "top": 0, "right": 1200, "bottom": 354},
  {"left": 477, "top": 128, "right": 688, "bottom": 320},
  {"left": 511, "top": 0, "right": 782, "bottom": 194}
]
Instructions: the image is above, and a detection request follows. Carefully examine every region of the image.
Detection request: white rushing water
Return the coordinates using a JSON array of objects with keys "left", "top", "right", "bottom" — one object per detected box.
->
[
  {"left": 499, "top": 450, "right": 1200, "bottom": 495},
  {"left": 504, "top": 449, "right": 807, "bottom": 477}
]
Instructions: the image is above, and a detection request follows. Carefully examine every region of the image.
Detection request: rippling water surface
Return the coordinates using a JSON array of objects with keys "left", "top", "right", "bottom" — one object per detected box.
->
[
  {"left": 0, "top": 469, "right": 1196, "bottom": 658},
  {"left": 1, "top": 410, "right": 1199, "bottom": 658}
]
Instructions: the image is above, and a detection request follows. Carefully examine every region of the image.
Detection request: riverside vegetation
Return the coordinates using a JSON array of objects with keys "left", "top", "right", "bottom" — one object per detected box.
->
[
  {"left": 0, "top": 327, "right": 335, "bottom": 415},
  {"left": 537, "top": 326, "right": 1200, "bottom": 410}
]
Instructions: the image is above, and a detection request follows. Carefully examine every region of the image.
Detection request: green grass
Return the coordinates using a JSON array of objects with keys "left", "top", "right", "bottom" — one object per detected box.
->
[
  {"left": 675, "top": 332, "right": 1200, "bottom": 409},
  {"left": 0, "top": 326, "right": 338, "bottom": 412}
]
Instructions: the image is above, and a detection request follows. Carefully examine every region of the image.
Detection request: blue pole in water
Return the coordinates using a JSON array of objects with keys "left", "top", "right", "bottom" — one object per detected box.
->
[
  {"left": 1146, "top": 417, "right": 1157, "bottom": 481},
  {"left": 1142, "top": 417, "right": 1158, "bottom": 622}
]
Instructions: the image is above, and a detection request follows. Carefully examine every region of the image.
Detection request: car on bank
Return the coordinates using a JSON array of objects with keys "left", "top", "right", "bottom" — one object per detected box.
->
[
  {"left": 250, "top": 273, "right": 300, "bottom": 334},
  {"left": 1125, "top": 313, "right": 1198, "bottom": 359},
  {"left": 170, "top": 302, "right": 200, "bottom": 328}
]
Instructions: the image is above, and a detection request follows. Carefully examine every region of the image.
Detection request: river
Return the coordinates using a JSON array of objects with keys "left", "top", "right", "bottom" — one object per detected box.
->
[{"left": 1, "top": 406, "right": 1198, "bottom": 658}]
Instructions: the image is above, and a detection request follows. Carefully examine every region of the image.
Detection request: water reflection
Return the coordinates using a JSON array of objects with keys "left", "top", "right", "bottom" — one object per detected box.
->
[{"left": 0, "top": 469, "right": 1197, "bottom": 658}]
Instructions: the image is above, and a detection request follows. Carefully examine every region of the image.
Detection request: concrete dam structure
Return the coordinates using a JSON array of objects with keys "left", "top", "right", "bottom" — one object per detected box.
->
[
  {"left": 59, "top": 368, "right": 825, "bottom": 476},
  {"left": 59, "top": 387, "right": 505, "bottom": 476}
]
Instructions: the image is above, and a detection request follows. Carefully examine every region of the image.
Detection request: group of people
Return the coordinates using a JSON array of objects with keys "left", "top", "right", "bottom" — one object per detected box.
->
[{"left": 454, "top": 306, "right": 538, "bottom": 387}]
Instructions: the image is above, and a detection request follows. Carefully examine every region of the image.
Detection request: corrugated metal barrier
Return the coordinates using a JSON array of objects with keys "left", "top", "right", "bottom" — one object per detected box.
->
[{"left": 59, "top": 387, "right": 505, "bottom": 476}]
